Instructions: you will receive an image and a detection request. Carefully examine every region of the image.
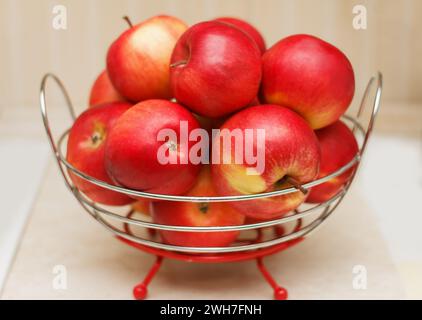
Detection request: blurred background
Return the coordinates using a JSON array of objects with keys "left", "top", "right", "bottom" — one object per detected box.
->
[
  {"left": 0, "top": 0, "right": 421, "bottom": 299},
  {"left": 1, "top": 0, "right": 422, "bottom": 109}
]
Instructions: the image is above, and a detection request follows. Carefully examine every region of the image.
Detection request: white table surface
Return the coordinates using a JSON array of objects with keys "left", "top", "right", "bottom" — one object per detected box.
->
[
  {"left": 0, "top": 162, "right": 407, "bottom": 299},
  {"left": 0, "top": 103, "right": 421, "bottom": 299},
  {"left": 0, "top": 139, "right": 49, "bottom": 290}
]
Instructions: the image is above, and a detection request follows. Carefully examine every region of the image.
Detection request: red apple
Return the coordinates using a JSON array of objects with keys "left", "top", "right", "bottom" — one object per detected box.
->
[
  {"left": 107, "top": 15, "right": 188, "bottom": 102},
  {"left": 307, "top": 120, "right": 359, "bottom": 203},
  {"left": 152, "top": 167, "right": 245, "bottom": 247},
  {"left": 132, "top": 199, "right": 152, "bottom": 215},
  {"left": 88, "top": 70, "right": 126, "bottom": 107},
  {"left": 261, "top": 34, "right": 355, "bottom": 129},
  {"left": 66, "top": 102, "right": 134, "bottom": 205},
  {"left": 214, "top": 17, "right": 266, "bottom": 54},
  {"left": 211, "top": 105, "right": 320, "bottom": 220},
  {"left": 104, "top": 99, "right": 201, "bottom": 195},
  {"left": 170, "top": 21, "right": 262, "bottom": 118}
]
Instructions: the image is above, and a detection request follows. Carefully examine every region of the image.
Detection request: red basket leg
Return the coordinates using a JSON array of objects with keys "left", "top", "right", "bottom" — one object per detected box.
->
[
  {"left": 256, "top": 257, "right": 288, "bottom": 300},
  {"left": 133, "top": 256, "right": 163, "bottom": 300}
]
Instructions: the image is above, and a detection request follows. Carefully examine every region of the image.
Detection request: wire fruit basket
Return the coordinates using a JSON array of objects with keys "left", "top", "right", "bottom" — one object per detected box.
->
[{"left": 39, "top": 72, "right": 382, "bottom": 300}]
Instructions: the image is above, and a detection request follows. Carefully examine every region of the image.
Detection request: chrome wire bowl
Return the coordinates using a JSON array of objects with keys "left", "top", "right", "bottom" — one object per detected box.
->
[{"left": 40, "top": 72, "right": 382, "bottom": 299}]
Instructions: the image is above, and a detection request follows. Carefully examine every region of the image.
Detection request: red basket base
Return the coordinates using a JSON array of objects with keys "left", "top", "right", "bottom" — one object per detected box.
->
[{"left": 117, "top": 231, "right": 303, "bottom": 300}]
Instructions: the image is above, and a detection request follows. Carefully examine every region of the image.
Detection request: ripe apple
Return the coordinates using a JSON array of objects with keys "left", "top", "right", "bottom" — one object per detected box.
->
[
  {"left": 152, "top": 167, "right": 245, "bottom": 247},
  {"left": 104, "top": 99, "right": 201, "bottom": 195},
  {"left": 66, "top": 102, "right": 134, "bottom": 205},
  {"left": 261, "top": 34, "right": 355, "bottom": 129},
  {"left": 107, "top": 15, "right": 188, "bottom": 102},
  {"left": 88, "top": 70, "right": 126, "bottom": 107},
  {"left": 132, "top": 199, "right": 152, "bottom": 215},
  {"left": 211, "top": 105, "right": 320, "bottom": 220},
  {"left": 306, "top": 120, "right": 359, "bottom": 203},
  {"left": 214, "top": 17, "right": 266, "bottom": 54},
  {"left": 170, "top": 21, "right": 262, "bottom": 118}
]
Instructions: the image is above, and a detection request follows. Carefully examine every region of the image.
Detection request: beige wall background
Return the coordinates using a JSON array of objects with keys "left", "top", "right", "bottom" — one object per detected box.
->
[{"left": 0, "top": 0, "right": 421, "bottom": 112}]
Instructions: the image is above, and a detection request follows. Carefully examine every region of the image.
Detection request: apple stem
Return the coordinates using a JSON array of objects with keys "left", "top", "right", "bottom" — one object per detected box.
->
[
  {"left": 170, "top": 60, "right": 188, "bottom": 68},
  {"left": 285, "top": 177, "right": 308, "bottom": 195},
  {"left": 123, "top": 16, "right": 133, "bottom": 28}
]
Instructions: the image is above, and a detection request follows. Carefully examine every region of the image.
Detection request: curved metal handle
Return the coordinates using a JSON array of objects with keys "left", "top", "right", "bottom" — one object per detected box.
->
[
  {"left": 345, "top": 71, "right": 383, "bottom": 189},
  {"left": 359, "top": 72, "right": 383, "bottom": 157},
  {"left": 39, "top": 73, "right": 77, "bottom": 193}
]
